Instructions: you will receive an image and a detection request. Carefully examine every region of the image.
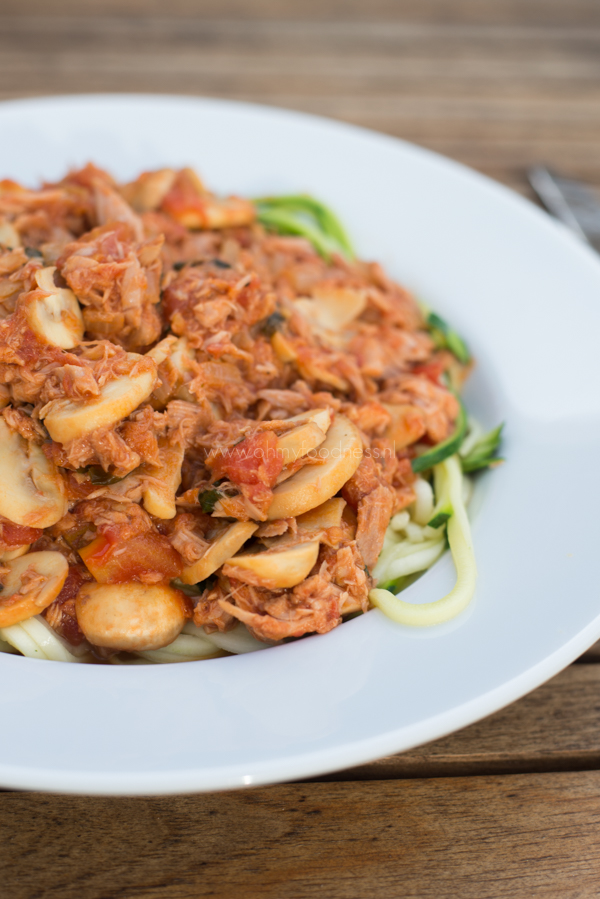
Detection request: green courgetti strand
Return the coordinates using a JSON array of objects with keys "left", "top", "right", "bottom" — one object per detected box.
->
[
  {"left": 254, "top": 194, "right": 355, "bottom": 261},
  {"left": 411, "top": 398, "right": 468, "bottom": 473},
  {"left": 460, "top": 423, "right": 504, "bottom": 472},
  {"left": 370, "top": 454, "right": 476, "bottom": 626}
]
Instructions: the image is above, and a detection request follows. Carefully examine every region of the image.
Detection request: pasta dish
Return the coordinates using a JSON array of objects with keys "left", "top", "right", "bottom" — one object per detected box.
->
[{"left": 0, "top": 166, "right": 501, "bottom": 663}]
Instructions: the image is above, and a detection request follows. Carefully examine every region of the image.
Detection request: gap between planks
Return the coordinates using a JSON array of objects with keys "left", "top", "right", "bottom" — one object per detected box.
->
[{"left": 2, "top": 771, "right": 600, "bottom": 899}]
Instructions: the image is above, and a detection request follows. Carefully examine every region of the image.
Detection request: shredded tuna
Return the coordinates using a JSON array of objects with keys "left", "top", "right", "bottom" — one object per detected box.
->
[{"left": 0, "top": 163, "right": 470, "bottom": 657}]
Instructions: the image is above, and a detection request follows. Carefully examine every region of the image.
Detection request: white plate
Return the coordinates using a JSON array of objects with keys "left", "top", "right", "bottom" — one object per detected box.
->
[{"left": 1, "top": 94, "right": 599, "bottom": 795}]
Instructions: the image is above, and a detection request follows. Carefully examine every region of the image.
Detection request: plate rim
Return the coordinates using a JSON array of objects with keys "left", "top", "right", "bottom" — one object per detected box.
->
[{"left": 0, "top": 92, "right": 599, "bottom": 795}]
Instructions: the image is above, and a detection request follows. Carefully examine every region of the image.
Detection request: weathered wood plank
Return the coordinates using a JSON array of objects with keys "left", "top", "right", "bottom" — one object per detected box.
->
[
  {"left": 2, "top": 772, "right": 600, "bottom": 898},
  {"left": 3, "top": 0, "right": 600, "bottom": 26},
  {"left": 1, "top": 13, "right": 600, "bottom": 195},
  {"left": 320, "top": 665, "right": 600, "bottom": 780},
  {"left": 578, "top": 639, "right": 600, "bottom": 663}
]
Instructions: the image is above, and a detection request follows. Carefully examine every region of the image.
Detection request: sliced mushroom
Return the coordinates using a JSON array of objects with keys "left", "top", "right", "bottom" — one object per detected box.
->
[
  {"left": 180, "top": 521, "right": 258, "bottom": 585},
  {"left": 296, "top": 497, "right": 346, "bottom": 531},
  {"left": 150, "top": 336, "right": 196, "bottom": 406},
  {"left": 277, "top": 421, "right": 326, "bottom": 467},
  {"left": 146, "top": 335, "right": 178, "bottom": 366},
  {"left": 294, "top": 286, "right": 367, "bottom": 332},
  {"left": 223, "top": 540, "right": 319, "bottom": 589},
  {"left": 279, "top": 407, "right": 332, "bottom": 433},
  {"left": 76, "top": 581, "right": 188, "bottom": 651},
  {"left": 274, "top": 407, "right": 332, "bottom": 467},
  {"left": 0, "top": 220, "right": 20, "bottom": 249},
  {"left": 141, "top": 441, "right": 184, "bottom": 520},
  {"left": 0, "top": 551, "right": 68, "bottom": 628},
  {"left": 271, "top": 331, "right": 298, "bottom": 363},
  {"left": 1, "top": 544, "right": 31, "bottom": 563},
  {"left": 0, "top": 418, "right": 67, "bottom": 528},
  {"left": 122, "top": 169, "right": 177, "bottom": 213},
  {"left": 41, "top": 355, "right": 156, "bottom": 444},
  {"left": 267, "top": 414, "right": 363, "bottom": 520},
  {"left": 23, "top": 267, "right": 84, "bottom": 349}
]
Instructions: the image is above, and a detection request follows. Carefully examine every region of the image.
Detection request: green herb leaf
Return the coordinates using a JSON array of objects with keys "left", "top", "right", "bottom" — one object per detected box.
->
[
  {"left": 260, "top": 310, "right": 286, "bottom": 336},
  {"left": 198, "top": 487, "right": 223, "bottom": 513},
  {"left": 80, "top": 465, "right": 127, "bottom": 486}
]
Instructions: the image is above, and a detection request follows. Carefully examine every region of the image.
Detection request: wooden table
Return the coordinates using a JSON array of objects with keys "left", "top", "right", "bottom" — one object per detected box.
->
[{"left": 2, "top": 3, "right": 600, "bottom": 896}]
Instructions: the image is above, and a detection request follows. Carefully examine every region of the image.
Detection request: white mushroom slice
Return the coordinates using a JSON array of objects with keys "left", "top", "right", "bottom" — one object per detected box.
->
[
  {"left": 294, "top": 286, "right": 367, "bottom": 332},
  {"left": 278, "top": 407, "right": 332, "bottom": 433},
  {"left": 223, "top": 540, "right": 319, "bottom": 589},
  {"left": 24, "top": 267, "right": 84, "bottom": 349},
  {"left": 0, "top": 418, "right": 67, "bottom": 528},
  {"left": 123, "top": 169, "right": 177, "bottom": 213},
  {"left": 0, "top": 220, "right": 20, "bottom": 249},
  {"left": 41, "top": 355, "right": 156, "bottom": 444},
  {"left": 267, "top": 415, "right": 363, "bottom": 520},
  {"left": 277, "top": 421, "right": 326, "bottom": 466},
  {"left": 1, "top": 544, "right": 31, "bottom": 563},
  {"left": 141, "top": 442, "right": 184, "bottom": 520},
  {"left": 180, "top": 521, "right": 258, "bottom": 585},
  {"left": 146, "top": 335, "right": 177, "bottom": 366},
  {"left": 76, "top": 581, "right": 188, "bottom": 651},
  {"left": 151, "top": 336, "right": 196, "bottom": 405},
  {"left": 0, "top": 551, "right": 69, "bottom": 628},
  {"left": 296, "top": 497, "right": 347, "bottom": 531},
  {"left": 271, "top": 332, "right": 298, "bottom": 363}
]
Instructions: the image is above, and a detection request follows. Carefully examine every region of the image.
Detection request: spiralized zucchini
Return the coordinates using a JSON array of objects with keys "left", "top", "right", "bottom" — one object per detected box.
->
[
  {"left": 370, "top": 454, "right": 477, "bottom": 626},
  {"left": 0, "top": 616, "right": 84, "bottom": 662}
]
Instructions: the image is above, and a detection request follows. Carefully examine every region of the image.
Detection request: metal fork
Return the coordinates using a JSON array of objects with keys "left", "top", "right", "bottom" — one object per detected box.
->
[{"left": 528, "top": 165, "right": 600, "bottom": 253}]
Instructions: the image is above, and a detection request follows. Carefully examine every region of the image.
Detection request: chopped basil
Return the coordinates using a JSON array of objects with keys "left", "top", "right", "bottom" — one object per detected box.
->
[
  {"left": 81, "top": 465, "right": 127, "bottom": 486},
  {"left": 198, "top": 487, "right": 223, "bottom": 513},
  {"left": 260, "top": 310, "right": 286, "bottom": 336},
  {"left": 25, "top": 247, "right": 43, "bottom": 258}
]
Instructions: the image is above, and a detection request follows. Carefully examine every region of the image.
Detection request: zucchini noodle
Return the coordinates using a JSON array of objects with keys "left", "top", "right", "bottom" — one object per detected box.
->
[
  {"left": 107, "top": 622, "right": 273, "bottom": 665},
  {"left": 0, "top": 616, "right": 83, "bottom": 662},
  {"left": 370, "top": 454, "right": 477, "bottom": 626}
]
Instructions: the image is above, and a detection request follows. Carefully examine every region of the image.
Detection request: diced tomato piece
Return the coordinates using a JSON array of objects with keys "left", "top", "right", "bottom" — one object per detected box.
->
[
  {"left": 210, "top": 431, "right": 283, "bottom": 488},
  {"left": 161, "top": 171, "right": 209, "bottom": 227},
  {"left": 412, "top": 360, "right": 446, "bottom": 385},
  {"left": 79, "top": 531, "right": 183, "bottom": 584},
  {"left": 209, "top": 430, "right": 284, "bottom": 514},
  {"left": 0, "top": 521, "right": 43, "bottom": 547}
]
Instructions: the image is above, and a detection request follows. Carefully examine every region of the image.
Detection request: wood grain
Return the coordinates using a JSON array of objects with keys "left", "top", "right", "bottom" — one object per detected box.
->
[
  {"left": 1, "top": 4, "right": 600, "bottom": 196},
  {"left": 2, "top": 772, "right": 600, "bottom": 898},
  {"left": 2, "top": 6, "right": 600, "bottom": 895}
]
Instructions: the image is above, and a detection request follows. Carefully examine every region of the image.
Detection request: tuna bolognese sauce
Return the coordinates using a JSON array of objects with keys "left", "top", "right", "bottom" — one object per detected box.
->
[{"left": 0, "top": 166, "right": 501, "bottom": 663}]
